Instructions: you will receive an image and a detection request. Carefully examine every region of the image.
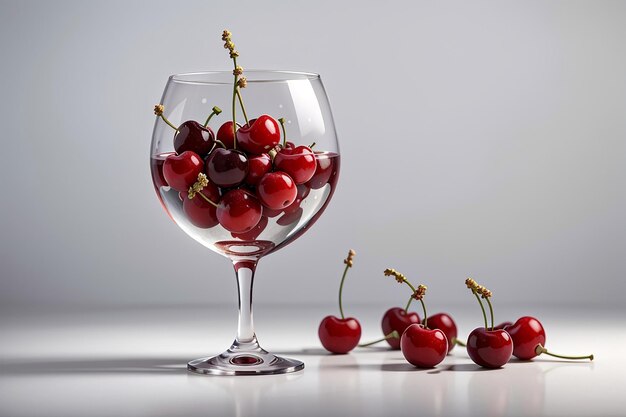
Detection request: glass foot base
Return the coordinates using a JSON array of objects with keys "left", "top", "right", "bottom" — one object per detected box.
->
[{"left": 188, "top": 348, "right": 304, "bottom": 376}]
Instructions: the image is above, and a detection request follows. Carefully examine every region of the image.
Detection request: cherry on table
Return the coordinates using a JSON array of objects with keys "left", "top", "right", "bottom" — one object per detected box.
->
[
  {"left": 216, "top": 189, "right": 262, "bottom": 233},
  {"left": 318, "top": 250, "right": 361, "bottom": 354},
  {"left": 381, "top": 307, "right": 420, "bottom": 350},
  {"left": 236, "top": 115, "right": 281, "bottom": 155},
  {"left": 205, "top": 148, "right": 249, "bottom": 188},
  {"left": 401, "top": 324, "right": 448, "bottom": 368},
  {"left": 425, "top": 312, "right": 459, "bottom": 354},
  {"left": 466, "top": 327, "right": 513, "bottom": 368},
  {"left": 504, "top": 316, "right": 594, "bottom": 361},
  {"left": 162, "top": 151, "right": 204, "bottom": 192}
]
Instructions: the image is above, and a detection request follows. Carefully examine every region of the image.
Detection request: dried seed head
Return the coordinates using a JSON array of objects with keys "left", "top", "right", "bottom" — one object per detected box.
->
[
  {"left": 222, "top": 30, "right": 231, "bottom": 41},
  {"left": 237, "top": 77, "right": 247, "bottom": 88},
  {"left": 343, "top": 249, "right": 356, "bottom": 267},
  {"left": 465, "top": 278, "right": 477, "bottom": 289},
  {"left": 412, "top": 284, "right": 427, "bottom": 300},
  {"left": 188, "top": 173, "right": 209, "bottom": 199},
  {"left": 153, "top": 104, "right": 164, "bottom": 116},
  {"left": 230, "top": 49, "right": 239, "bottom": 58},
  {"left": 233, "top": 66, "right": 243, "bottom": 76},
  {"left": 481, "top": 288, "right": 492, "bottom": 298},
  {"left": 384, "top": 268, "right": 406, "bottom": 284}
]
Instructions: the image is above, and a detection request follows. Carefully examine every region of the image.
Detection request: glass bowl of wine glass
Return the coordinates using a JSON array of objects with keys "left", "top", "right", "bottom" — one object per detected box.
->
[{"left": 150, "top": 70, "right": 340, "bottom": 375}]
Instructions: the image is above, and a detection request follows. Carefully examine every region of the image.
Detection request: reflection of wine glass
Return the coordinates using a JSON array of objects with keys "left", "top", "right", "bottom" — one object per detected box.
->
[{"left": 150, "top": 71, "right": 340, "bottom": 375}]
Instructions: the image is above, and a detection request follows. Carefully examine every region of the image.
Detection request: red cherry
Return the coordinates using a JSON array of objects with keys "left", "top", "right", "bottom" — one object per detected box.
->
[
  {"left": 216, "top": 121, "right": 238, "bottom": 149},
  {"left": 162, "top": 151, "right": 204, "bottom": 192},
  {"left": 308, "top": 153, "right": 335, "bottom": 189},
  {"left": 263, "top": 206, "right": 283, "bottom": 218},
  {"left": 182, "top": 185, "right": 220, "bottom": 229},
  {"left": 282, "top": 183, "right": 310, "bottom": 215},
  {"left": 466, "top": 328, "right": 513, "bottom": 368},
  {"left": 174, "top": 121, "right": 215, "bottom": 157},
  {"left": 274, "top": 146, "right": 316, "bottom": 184},
  {"left": 205, "top": 148, "right": 249, "bottom": 188},
  {"left": 381, "top": 307, "right": 420, "bottom": 350},
  {"left": 216, "top": 189, "right": 262, "bottom": 233},
  {"left": 257, "top": 172, "right": 297, "bottom": 210},
  {"left": 503, "top": 317, "right": 546, "bottom": 360},
  {"left": 236, "top": 115, "right": 280, "bottom": 154},
  {"left": 244, "top": 153, "right": 272, "bottom": 186},
  {"left": 400, "top": 324, "right": 448, "bottom": 368},
  {"left": 231, "top": 215, "right": 268, "bottom": 241},
  {"left": 318, "top": 316, "right": 361, "bottom": 354},
  {"left": 425, "top": 313, "right": 458, "bottom": 353}
]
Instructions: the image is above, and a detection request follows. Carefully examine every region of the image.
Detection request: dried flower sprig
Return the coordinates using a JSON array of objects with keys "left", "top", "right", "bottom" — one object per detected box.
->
[
  {"left": 187, "top": 173, "right": 218, "bottom": 207},
  {"left": 465, "top": 277, "right": 494, "bottom": 331},
  {"left": 384, "top": 268, "right": 430, "bottom": 328},
  {"left": 153, "top": 104, "right": 178, "bottom": 131},
  {"left": 337, "top": 249, "right": 356, "bottom": 319},
  {"left": 222, "top": 29, "right": 249, "bottom": 142}
]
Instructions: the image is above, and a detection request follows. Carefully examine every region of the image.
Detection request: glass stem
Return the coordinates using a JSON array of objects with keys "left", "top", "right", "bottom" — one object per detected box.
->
[{"left": 233, "top": 260, "right": 257, "bottom": 344}]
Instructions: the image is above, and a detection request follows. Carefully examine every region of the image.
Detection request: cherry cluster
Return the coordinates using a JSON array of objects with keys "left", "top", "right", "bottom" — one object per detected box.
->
[
  {"left": 153, "top": 30, "right": 329, "bottom": 238},
  {"left": 318, "top": 253, "right": 594, "bottom": 369}
]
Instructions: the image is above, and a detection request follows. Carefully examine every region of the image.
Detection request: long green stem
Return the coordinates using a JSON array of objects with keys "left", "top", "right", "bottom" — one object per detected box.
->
[
  {"left": 419, "top": 299, "right": 428, "bottom": 329},
  {"left": 231, "top": 57, "right": 238, "bottom": 150},
  {"left": 278, "top": 118, "right": 287, "bottom": 147},
  {"left": 473, "top": 290, "right": 489, "bottom": 330},
  {"left": 203, "top": 106, "right": 222, "bottom": 127},
  {"left": 484, "top": 297, "right": 495, "bottom": 331},
  {"left": 404, "top": 295, "right": 413, "bottom": 312},
  {"left": 358, "top": 331, "right": 399, "bottom": 348},
  {"left": 453, "top": 338, "right": 466, "bottom": 347},
  {"left": 338, "top": 263, "right": 350, "bottom": 319},
  {"left": 159, "top": 114, "right": 178, "bottom": 131},
  {"left": 535, "top": 345, "right": 594, "bottom": 361},
  {"left": 236, "top": 90, "right": 249, "bottom": 125},
  {"left": 195, "top": 191, "right": 218, "bottom": 208}
]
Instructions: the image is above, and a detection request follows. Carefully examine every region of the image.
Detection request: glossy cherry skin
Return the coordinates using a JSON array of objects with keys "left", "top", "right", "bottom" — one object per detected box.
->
[
  {"left": 308, "top": 154, "right": 335, "bottom": 189},
  {"left": 381, "top": 307, "right": 420, "bottom": 350},
  {"left": 162, "top": 151, "right": 204, "bottom": 192},
  {"left": 216, "top": 189, "right": 262, "bottom": 233},
  {"left": 283, "top": 183, "right": 310, "bottom": 215},
  {"left": 274, "top": 146, "right": 316, "bottom": 184},
  {"left": 494, "top": 321, "right": 514, "bottom": 330},
  {"left": 205, "top": 148, "right": 249, "bottom": 188},
  {"left": 425, "top": 313, "right": 458, "bottom": 354},
  {"left": 318, "top": 316, "right": 361, "bottom": 354},
  {"left": 174, "top": 120, "right": 215, "bottom": 157},
  {"left": 401, "top": 324, "right": 448, "bottom": 368},
  {"left": 467, "top": 328, "right": 513, "bottom": 368},
  {"left": 216, "top": 121, "right": 238, "bottom": 149},
  {"left": 257, "top": 172, "right": 297, "bottom": 210},
  {"left": 503, "top": 316, "right": 546, "bottom": 360},
  {"left": 236, "top": 115, "right": 281, "bottom": 154},
  {"left": 182, "top": 184, "right": 220, "bottom": 229},
  {"left": 231, "top": 215, "right": 268, "bottom": 241},
  {"left": 244, "top": 153, "right": 272, "bottom": 186}
]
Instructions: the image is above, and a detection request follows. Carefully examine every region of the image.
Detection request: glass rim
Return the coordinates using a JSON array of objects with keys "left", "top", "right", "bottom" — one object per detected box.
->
[{"left": 169, "top": 70, "right": 321, "bottom": 85}]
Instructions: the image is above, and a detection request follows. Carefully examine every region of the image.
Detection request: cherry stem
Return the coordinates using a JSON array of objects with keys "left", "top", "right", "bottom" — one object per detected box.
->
[
  {"left": 419, "top": 299, "right": 428, "bottom": 329},
  {"left": 236, "top": 89, "right": 249, "bottom": 125},
  {"left": 472, "top": 290, "right": 489, "bottom": 330},
  {"left": 484, "top": 296, "right": 495, "bottom": 331},
  {"left": 358, "top": 331, "right": 399, "bottom": 348},
  {"left": 338, "top": 263, "right": 350, "bottom": 320},
  {"left": 159, "top": 114, "right": 178, "bottom": 132},
  {"left": 231, "top": 57, "right": 238, "bottom": 150},
  {"left": 535, "top": 344, "right": 594, "bottom": 361},
  {"left": 278, "top": 117, "right": 287, "bottom": 147},
  {"left": 453, "top": 338, "right": 466, "bottom": 347},
  {"left": 404, "top": 295, "right": 413, "bottom": 312},
  {"left": 203, "top": 106, "right": 222, "bottom": 127},
  {"left": 309, "top": 142, "right": 316, "bottom": 149},
  {"left": 194, "top": 191, "right": 219, "bottom": 208}
]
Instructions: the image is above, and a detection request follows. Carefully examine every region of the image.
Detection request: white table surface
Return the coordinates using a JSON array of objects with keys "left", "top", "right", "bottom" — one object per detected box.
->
[{"left": 1, "top": 304, "right": 624, "bottom": 417}]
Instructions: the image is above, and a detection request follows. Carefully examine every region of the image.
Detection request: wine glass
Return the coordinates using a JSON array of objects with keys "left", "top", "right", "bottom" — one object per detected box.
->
[{"left": 150, "top": 70, "right": 340, "bottom": 375}]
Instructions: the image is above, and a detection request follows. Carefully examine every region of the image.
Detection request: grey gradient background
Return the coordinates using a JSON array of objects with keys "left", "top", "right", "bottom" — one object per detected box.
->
[{"left": 1, "top": 0, "right": 625, "bottom": 312}]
